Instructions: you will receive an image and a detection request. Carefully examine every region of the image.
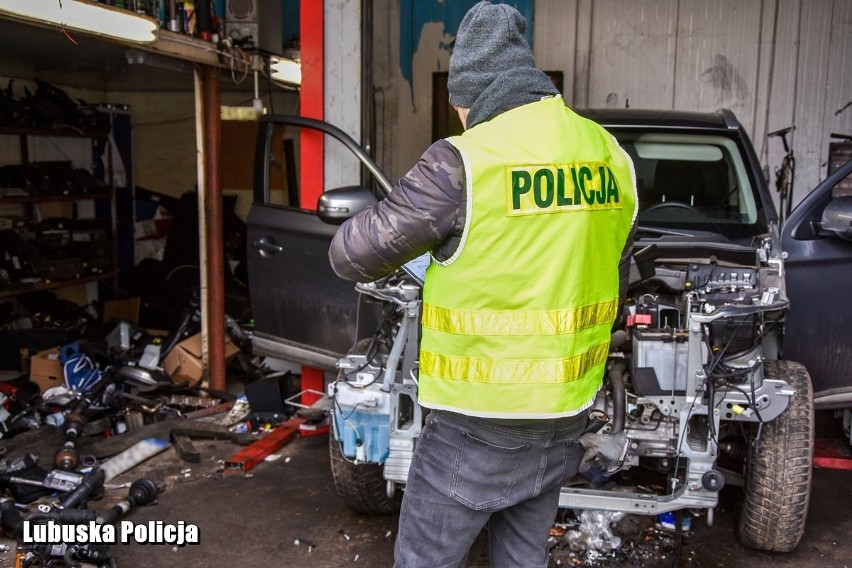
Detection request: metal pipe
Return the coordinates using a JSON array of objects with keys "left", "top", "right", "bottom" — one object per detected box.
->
[{"left": 381, "top": 317, "right": 410, "bottom": 392}]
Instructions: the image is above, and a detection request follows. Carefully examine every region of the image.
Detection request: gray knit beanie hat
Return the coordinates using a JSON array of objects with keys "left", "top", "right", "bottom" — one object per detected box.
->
[{"left": 448, "top": 1, "right": 536, "bottom": 108}]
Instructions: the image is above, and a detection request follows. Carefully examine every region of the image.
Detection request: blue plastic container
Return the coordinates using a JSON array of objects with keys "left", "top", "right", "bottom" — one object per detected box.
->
[{"left": 333, "top": 408, "right": 390, "bottom": 464}]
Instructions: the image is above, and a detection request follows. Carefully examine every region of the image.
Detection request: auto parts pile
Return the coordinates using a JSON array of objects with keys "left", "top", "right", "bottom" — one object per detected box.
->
[
  {"left": 0, "top": 79, "right": 109, "bottom": 134},
  {"left": 0, "top": 296, "right": 280, "bottom": 563}
]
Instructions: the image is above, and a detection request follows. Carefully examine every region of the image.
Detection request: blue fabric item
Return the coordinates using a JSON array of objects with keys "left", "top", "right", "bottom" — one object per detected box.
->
[
  {"left": 61, "top": 343, "right": 102, "bottom": 393},
  {"left": 59, "top": 342, "right": 80, "bottom": 364}
]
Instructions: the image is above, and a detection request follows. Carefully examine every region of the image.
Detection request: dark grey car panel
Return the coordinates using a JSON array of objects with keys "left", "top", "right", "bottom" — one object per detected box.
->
[
  {"left": 246, "top": 204, "right": 382, "bottom": 369},
  {"left": 247, "top": 115, "right": 391, "bottom": 369},
  {"left": 782, "top": 159, "right": 852, "bottom": 408}
]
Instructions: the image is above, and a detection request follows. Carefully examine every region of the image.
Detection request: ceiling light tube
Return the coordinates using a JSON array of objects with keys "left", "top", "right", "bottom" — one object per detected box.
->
[
  {"left": 0, "top": 0, "right": 159, "bottom": 45},
  {"left": 270, "top": 56, "right": 302, "bottom": 87}
]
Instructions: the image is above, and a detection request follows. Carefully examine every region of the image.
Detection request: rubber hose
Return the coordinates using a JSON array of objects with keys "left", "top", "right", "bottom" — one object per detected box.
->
[
  {"left": 97, "top": 504, "right": 124, "bottom": 526},
  {"left": 59, "top": 469, "right": 105, "bottom": 509},
  {"left": 608, "top": 360, "right": 627, "bottom": 433},
  {"left": 159, "top": 309, "right": 192, "bottom": 363},
  {"left": 54, "top": 508, "right": 97, "bottom": 524}
]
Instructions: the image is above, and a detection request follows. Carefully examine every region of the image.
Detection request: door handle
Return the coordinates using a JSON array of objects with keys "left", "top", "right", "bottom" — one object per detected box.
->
[{"left": 251, "top": 238, "right": 283, "bottom": 257}]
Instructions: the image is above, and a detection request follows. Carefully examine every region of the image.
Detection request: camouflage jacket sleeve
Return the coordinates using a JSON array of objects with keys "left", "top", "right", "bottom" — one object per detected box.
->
[{"left": 328, "top": 140, "right": 466, "bottom": 282}]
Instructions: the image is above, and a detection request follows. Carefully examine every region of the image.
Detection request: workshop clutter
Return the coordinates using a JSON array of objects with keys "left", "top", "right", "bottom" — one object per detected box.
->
[
  {"left": 0, "top": 79, "right": 116, "bottom": 294},
  {"left": 5, "top": 304, "right": 262, "bottom": 441},
  {"left": 0, "top": 219, "right": 113, "bottom": 290},
  {"left": 0, "top": 294, "right": 319, "bottom": 566},
  {"left": 162, "top": 332, "right": 241, "bottom": 386},
  {"left": 0, "top": 79, "right": 108, "bottom": 133},
  {"left": 0, "top": 164, "right": 109, "bottom": 198},
  {"left": 0, "top": 292, "right": 94, "bottom": 372},
  {"left": 27, "top": 347, "right": 64, "bottom": 393},
  {"left": 548, "top": 510, "right": 697, "bottom": 567}
]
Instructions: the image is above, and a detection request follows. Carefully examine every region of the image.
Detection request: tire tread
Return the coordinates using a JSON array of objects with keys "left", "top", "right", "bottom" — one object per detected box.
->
[
  {"left": 329, "top": 436, "right": 401, "bottom": 514},
  {"left": 737, "top": 360, "right": 813, "bottom": 552}
]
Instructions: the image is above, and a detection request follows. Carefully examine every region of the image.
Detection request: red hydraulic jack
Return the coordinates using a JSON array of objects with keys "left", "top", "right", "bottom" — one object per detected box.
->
[
  {"left": 223, "top": 390, "right": 330, "bottom": 475},
  {"left": 813, "top": 437, "right": 852, "bottom": 471},
  {"left": 812, "top": 410, "right": 852, "bottom": 470}
]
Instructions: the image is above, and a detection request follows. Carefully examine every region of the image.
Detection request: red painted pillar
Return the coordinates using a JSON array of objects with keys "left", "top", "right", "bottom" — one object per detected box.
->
[{"left": 300, "top": 0, "right": 324, "bottom": 406}]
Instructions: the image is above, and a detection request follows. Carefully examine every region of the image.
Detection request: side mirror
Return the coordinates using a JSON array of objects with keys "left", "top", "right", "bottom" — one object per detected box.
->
[
  {"left": 317, "top": 186, "right": 377, "bottom": 225},
  {"left": 820, "top": 195, "right": 852, "bottom": 241}
]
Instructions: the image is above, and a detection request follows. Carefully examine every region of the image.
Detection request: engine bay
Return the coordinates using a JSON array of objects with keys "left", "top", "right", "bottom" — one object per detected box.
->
[{"left": 567, "top": 238, "right": 796, "bottom": 511}]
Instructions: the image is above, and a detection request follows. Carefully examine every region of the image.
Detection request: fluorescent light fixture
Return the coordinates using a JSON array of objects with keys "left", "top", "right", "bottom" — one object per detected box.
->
[
  {"left": 0, "top": 0, "right": 158, "bottom": 45},
  {"left": 270, "top": 56, "right": 302, "bottom": 87}
]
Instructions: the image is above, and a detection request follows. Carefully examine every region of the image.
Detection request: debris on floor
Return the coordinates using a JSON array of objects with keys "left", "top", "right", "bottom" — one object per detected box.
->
[
  {"left": 549, "top": 510, "right": 695, "bottom": 567},
  {"left": 0, "top": 296, "right": 324, "bottom": 566}
]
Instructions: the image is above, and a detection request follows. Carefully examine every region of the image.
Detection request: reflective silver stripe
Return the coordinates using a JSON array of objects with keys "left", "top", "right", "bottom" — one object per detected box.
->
[
  {"left": 420, "top": 342, "right": 609, "bottom": 384},
  {"left": 421, "top": 299, "right": 618, "bottom": 336}
]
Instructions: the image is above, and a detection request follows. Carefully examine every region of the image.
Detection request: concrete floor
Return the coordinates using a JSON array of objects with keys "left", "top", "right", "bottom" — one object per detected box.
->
[{"left": 1, "top": 411, "right": 850, "bottom": 567}]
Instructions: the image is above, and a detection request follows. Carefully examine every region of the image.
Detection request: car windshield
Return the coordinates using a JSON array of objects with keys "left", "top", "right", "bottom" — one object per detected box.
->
[{"left": 609, "top": 130, "right": 769, "bottom": 239}]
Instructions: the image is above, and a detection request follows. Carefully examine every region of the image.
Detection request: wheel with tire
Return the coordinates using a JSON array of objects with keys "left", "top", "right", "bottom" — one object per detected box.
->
[
  {"left": 329, "top": 338, "right": 401, "bottom": 514},
  {"left": 329, "top": 434, "right": 401, "bottom": 514},
  {"left": 737, "top": 360, "right": 813, "bottom": 552}
]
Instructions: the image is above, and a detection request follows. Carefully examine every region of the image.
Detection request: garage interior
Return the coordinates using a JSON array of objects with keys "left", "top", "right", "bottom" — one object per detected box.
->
[{"left": 0, "top": 1, "right": 850, "bottom": 567}]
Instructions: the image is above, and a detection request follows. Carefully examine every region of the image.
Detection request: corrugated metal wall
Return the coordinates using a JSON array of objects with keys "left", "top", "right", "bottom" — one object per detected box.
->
[
  {"left": 533, "top": 0, "right": 852, "bottom": 209},
  {"left": 378, "top": 0, "right": 852, "bottom": 211}
]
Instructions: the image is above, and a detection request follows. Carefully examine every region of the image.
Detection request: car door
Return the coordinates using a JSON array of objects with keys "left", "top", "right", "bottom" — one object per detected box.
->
[
  {"left": 246, "top": 115, "right": 391, "bottom": 370},
  {"left": 782, "top": 158, "right": 852, "bottom": 409}
]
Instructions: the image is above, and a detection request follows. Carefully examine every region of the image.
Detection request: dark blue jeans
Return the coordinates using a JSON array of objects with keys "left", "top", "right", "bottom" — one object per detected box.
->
[{"left": 394, "top": 409, "right": 587, "bottom": 568}]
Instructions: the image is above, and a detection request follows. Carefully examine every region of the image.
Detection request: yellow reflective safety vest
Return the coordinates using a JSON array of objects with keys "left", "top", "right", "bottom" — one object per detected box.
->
[{"left": 418, "top": 97, "right": 637, "bottom": 418}]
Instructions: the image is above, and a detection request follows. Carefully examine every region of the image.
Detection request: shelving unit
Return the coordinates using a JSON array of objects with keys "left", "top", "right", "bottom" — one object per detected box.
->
[
  {"left": 0, "top": 126, "right": 117, "bottom": 302},
  {"left": 0, "top": 10, "right": 238, "bottom": 388}
]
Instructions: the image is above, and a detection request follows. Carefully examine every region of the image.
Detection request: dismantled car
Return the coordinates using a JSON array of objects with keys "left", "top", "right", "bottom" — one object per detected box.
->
[{"left": 246, "top": 110, "right": 852, "bottom": 553}]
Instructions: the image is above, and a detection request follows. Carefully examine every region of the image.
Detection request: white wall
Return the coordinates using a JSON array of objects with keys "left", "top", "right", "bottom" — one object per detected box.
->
[
  {"left": 104, "top": 88, "right": 296, "bottom": 219},
  {"left": 373, "top": 0, "right": 852, "bottom": 211}
]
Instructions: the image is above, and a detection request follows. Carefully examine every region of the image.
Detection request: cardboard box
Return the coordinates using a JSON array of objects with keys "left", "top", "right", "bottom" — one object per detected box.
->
[
  {"left": 102, "top": 298, "right": 141, "bottom": 324},
  {"left": 163, "top": 333, "right": 240, "bottom": 386},
  {"left": 29, "top": 347, "right": 64, "bottom": 392}
]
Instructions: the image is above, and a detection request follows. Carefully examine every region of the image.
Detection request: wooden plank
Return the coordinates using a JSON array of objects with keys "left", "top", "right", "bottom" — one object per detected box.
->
[{"left": 143, "top": 29, "right": 220, "bottom": 66}]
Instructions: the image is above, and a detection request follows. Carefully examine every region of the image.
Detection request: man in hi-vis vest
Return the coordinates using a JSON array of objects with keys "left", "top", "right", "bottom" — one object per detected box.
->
[{"left": 329, "top": 2, "right": 637, "bottom": 566}]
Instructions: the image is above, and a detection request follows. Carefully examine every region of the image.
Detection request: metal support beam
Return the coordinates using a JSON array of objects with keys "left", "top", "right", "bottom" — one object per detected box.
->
[
  {"left": 300, "top": 0, "right": 324, "bottom": 405},
  {"left": 194, "top": 64, "right": 225, "bottom": 392}
]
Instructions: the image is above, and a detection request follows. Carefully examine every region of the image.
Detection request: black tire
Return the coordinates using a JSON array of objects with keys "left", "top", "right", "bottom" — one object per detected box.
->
[
  {"left": 328, "top": 337, "right": 400, "bottom": 514},
  {"left": 329, "top": 435, "right": 401, "bottom": 514},
  {"left": 737, "top": 360, "right": 813, "bottom": 552}
]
